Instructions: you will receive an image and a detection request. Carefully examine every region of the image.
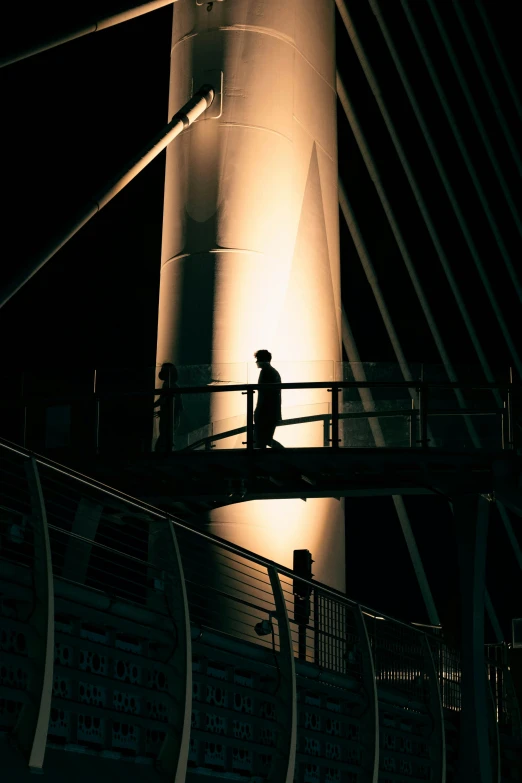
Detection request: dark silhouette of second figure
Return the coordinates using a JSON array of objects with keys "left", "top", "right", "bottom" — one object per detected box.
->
[{"left": 254, "top": 350, "right": 284, "bottom": 449}]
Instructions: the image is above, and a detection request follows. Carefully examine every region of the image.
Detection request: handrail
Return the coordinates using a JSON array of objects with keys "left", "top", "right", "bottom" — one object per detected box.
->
[
  {"left": 0, "top": 379, "right": 518, "bottom": 401},
  {"left": 183, "top": 407, "right": 502, "bottom": 451},
  {"left": 0, "top": 436, "right": 441, "bottom": 637},
  {"left": 3, "top": 377, "right": 514, "bottom": 452}
]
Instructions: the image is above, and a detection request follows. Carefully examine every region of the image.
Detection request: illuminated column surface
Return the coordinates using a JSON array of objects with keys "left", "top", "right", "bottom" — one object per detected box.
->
[{"left": 156, "top": 0, "right": 344, "bottom": 591}]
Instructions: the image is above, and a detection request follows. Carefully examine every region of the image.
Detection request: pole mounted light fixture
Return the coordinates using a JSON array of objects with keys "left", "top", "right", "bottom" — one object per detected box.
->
[{"left": 255, "top": 612, "right": 276, "bottom": 637}]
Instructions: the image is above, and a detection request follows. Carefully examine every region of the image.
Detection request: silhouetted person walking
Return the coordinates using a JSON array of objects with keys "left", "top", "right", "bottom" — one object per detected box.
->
[
  {"left": 253, "top": 350, "right": 284, "bottom": 449},
  {"left": 154, "top": 363, "right": 183, "bottom": 452}
]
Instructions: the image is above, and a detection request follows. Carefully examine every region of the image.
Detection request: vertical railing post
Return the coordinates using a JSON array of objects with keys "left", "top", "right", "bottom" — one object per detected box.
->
[
  {"left": 267, "top": 566, "right": 297, "bottom": 783},
  {"left": 94, "top": 397, "right": 100, "bottom": 455},
  {"left": 417, "top": 382, "right": 430, "bottom": 448},
  {"left": 506, "top": 367, "right": 514, "bottom": 450},
  {"left": 244, "top": 387, "right": 255, "bottom": 452},
  {"left": 314, "top": 591, "right": 320, "bottom": 665},
  {"left": 354, "top": 606, "right": 379, "bottom": 783},
  {"left": 421, "top": 635, "right": 446, "bottom": 783},
  {"left": 93, "top": 369, "right": 100, "bottom": 455},
  {"left": 453, "top": 493, "right": 493, "bottom": 783},
  {"left": 13, "top": 458, "right": 54, "bottom": 770},
  {"left": 148, "top": 519, "right": 193, "bottom": 781},
  {"left": 323, "top": 414, "right": 330, "bottom": 448},
  {"left": 486, "top": 663, "right": 502, "bottom": 783},
  {"left": 21, "top": 372, "right": 28, "bottom": 448},
  {"left": 409, "top": 398, "right": 415, "bottom": 448},
  {"left": 329, "top": 383, "right": 340, "bottom": 448}
]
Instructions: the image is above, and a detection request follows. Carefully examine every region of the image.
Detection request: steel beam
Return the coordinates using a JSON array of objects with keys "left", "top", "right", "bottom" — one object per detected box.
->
[
  {"left": 12, "top": 458, "right": 54, "bottom": 770},
  {"left": 487, "top": 671, "right": 501, "bottom": 783},
  {"left": 0, "top": 0, "right": 178, "bottom": 69}
]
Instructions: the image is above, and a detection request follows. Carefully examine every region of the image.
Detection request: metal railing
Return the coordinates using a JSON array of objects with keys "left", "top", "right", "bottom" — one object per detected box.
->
[
  {"left": 1, "top": 376, "right": 518, "bottom": 454},
  {"left": 1, "top": 438, "right": 447, "bottom": 674},
  {"left": 2, "top": 437, "right": 521, "bottom": 776}
]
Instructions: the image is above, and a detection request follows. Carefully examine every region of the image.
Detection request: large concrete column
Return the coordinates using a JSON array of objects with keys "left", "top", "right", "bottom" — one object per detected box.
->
[{"left": 156, "top": 0, "right": 344, "bottom": 590}]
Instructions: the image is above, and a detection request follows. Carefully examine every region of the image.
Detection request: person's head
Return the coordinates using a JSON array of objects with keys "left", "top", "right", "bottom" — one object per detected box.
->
[
  {"left": 158, "top": 363, "right": 178, "bottom": 383},
  {"left": 254, "top": 349, "right": 272, "bottom": 368}
]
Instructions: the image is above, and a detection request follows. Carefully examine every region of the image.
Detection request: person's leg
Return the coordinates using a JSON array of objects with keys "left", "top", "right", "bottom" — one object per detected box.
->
[
  {"left": 266, "top": 421, "right": 284, "bottom": 449},
  {"left": 255, "top": 417, "right": 269, "bottom": 449}
]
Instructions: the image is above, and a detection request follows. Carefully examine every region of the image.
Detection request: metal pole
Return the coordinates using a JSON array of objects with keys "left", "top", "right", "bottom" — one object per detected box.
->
[
  {"left": 268, "top": 566, "right": 297, "bottom": 783},
  {"left": 93, "top": 369, "right": 100, "bottom": 455},
  {"left": 0, "top": 0, "right": 179, "bottom": 69},
  {"left": 330, "top": 384, "right": 340, "bottom": 448},
  {"left": 21, "top": 372, "right": 27, "bottom": 448},
  {"left": 244, "top": 389, "right": 255, "bottom": 453},
  {"left": 314, "top": 591, "right": 320, "bottom": 665},
  {"left": 298, "top": 624, "right": 306, "bottom": 661},
  {"left": 15, "top": 458, "right": 55, "bottom": 769},
  {"left": 417, "top": 383, "right": 429, "bottom": 448},
  {"left": 507, "top": 367, "right": 514, "bottom": 450},
  {"left": 0, "top": 85, "right": 215, "bottom": 310}
]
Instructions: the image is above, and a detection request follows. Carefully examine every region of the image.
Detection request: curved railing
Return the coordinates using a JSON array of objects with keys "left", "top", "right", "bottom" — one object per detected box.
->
[
  {"left": 1, "top": 375, "right": 517, "bottom": 454},
  {"left": 0, "top": 437, "right": 483, "bottom": 779}
]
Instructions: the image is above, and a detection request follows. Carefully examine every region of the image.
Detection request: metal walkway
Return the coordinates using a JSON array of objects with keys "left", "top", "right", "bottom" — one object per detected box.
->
[
  {"left": 93, "top": 445, "right": 521, "bottom": 520},
  {"left": 2, "top": 377, "right": 520, "bottom": 518}
]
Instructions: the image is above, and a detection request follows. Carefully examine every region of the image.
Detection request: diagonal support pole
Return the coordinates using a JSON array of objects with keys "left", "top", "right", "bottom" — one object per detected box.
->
[
  {"left": 0, "top": 84, "right": 215, "bottom": 311},
  {"left": 0, "top": 0, "right": 179, "bottom": 69}
]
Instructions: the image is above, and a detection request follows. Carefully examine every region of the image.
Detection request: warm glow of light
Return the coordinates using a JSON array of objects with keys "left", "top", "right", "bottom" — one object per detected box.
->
[
  {"left": 157, "top": 1, "right": 343, "bottom": 589},
  {"left": 210, "top": 497, "right": 345, "bottom": 592}
]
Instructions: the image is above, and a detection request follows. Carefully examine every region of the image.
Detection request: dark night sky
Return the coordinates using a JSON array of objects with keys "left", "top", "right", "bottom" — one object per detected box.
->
[
  {"left": 0, "top": 1, "right": 521, "bottom": 631},
  {"left": 1, "top": 1, "right": 519, "bottom": 370}
]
